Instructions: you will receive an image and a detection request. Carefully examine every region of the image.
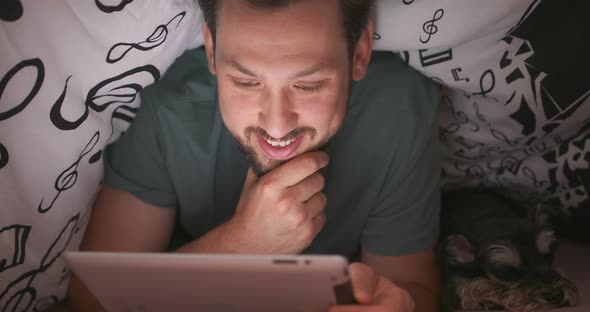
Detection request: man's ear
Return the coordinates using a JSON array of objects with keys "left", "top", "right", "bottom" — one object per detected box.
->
[
  {"left": 202, "top": 22, "right": 216, "bottom": 75},
  {"left": 351, "top": 19, "right": 374, "bottom": 81},
  {"left": 445, "top": 234, "right": 476, "bottom": 265}
]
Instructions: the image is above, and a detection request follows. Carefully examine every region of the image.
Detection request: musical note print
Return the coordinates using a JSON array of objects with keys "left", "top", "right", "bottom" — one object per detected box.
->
[
  {"left": 49, "top": 76, "right": 77, "bottom": 130},
  {"left": 37, "top": 132, "right": 100, "bottom": 213},
  {"left": 86, "top": 65, "right": 160, "bottom": 113},
  {"left": 95, "top": 0, "right": 133, "bottom": 13},
  {"left": 491, "top": 128, "right": 522, "bottom": 147},
  {"left": 0, "top": 0, "right": 23, "bottom": 22},
  {"left": 107, "top": 11, "right": 186, "bottom": 64},
  {"left": 451, "top": 67, "right": 470, "bottom": 82},
  {"left": 418, "top": 49, "right": 453, "bottom": 67},
  {"left": 453, "top": 161, "right": 486, "bottom": 178},
  {"left": 455, "top": 141, "right": 501, "bottom": 162},
  {"left": 472, "top": 69, "right": 496, "bottom": 98},
  {"left": 473, "top": 102, "right": 490, "bottom": 126},
  {"left": 106, "top": 104, "right": 139, "bottom": 143},
  {"left": 0, "top": 215, "right": 80, "bottom": 311},
  {"left": 373, "top": 32, "right": 381, "bottom": 40},
  {"left": 420, "top": 9, "right": 444, "bottom": 44},
  {"left": 49, "top": 65, "right": 160, "bottom": 131},
  {"left": 403, "top": 0, "right": 414, "bottom": 4},
  {"left": 0, "top": 59, "right": 45, "bottom": 122},
  {"left": 58, "top": 266, "right": 71, "bottom": 286},
  {"left": 0, "top": 142, "right": 8, "bottom": 170},
  {"left": 440, "top": 95, "right": 479, "bottom": 134},
  {"left": 487, "top": 155, "right": 522, "bottom": 176},
  {"left": 0, "top": 225, "right": 30, "bottom": 273},
  {"left": 455, "top": 136, "right": 485, "bottom": 151}
]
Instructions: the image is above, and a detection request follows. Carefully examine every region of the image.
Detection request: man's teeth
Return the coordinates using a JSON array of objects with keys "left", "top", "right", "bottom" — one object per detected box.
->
[{"left": 265, "top": 138, "right": 295, "bottom": 147}]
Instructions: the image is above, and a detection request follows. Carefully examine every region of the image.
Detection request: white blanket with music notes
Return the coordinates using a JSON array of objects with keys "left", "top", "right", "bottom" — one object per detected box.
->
[
  {"left": 1, "top": 1, "right": 589, "bottom": 309},
  {"left": 373, "top": 0, "right": 590, "bottom": 211},
  {"left": 0, "top": 1, "right": 201, "bottom": 309}
]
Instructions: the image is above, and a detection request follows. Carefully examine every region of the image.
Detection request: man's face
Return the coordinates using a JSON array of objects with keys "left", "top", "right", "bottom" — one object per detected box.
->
[{"left": 204, "top": 0, "right": 369, "bottom": 176}]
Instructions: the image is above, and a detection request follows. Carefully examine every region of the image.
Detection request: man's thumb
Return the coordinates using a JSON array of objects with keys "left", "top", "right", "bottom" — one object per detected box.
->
[{"left": 348, "top": 263, "right": 376, "bottom": 305}]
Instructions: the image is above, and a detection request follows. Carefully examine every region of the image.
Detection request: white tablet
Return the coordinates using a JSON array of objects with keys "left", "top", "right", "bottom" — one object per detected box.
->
[{"left": 64, "top": 252, "right": 355, "bottom": 312}]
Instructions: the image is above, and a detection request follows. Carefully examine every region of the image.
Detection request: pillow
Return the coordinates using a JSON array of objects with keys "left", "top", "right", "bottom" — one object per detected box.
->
[
  {"left": 0, "top": 1, "right": 202, "bottom": 309},
  {"left": 373, "top": 0, "right": 590, "bottom": 216}
]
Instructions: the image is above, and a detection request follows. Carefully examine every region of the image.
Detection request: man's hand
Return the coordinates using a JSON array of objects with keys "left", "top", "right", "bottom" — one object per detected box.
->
[
  {"left": 330, "top": 263, "right": 415, "bottom": 312},
  {"left": 224, "top": 151, "right": 329, "bottom": 254}
]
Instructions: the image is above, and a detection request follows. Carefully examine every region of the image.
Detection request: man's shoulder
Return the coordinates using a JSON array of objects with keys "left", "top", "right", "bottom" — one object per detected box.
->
[
  {"left": 347, "top": 51, "right": 440, "bottom": 134},
  {"left": 137, "top": 48, "right": 221, "bottom": 152},
  {"left": 331, "top": 51, "right": 440, "bottom": 176},
  {"left": 351, "top": 51, "right": 439, "bottom": 116},
  {"left": 141, "top": 47, "right": 216, "bottom": 114}
]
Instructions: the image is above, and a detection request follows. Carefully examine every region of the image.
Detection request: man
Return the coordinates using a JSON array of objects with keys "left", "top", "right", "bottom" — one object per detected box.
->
[{"left": 68, "top": 0, "right": 441, "bottom": 311}]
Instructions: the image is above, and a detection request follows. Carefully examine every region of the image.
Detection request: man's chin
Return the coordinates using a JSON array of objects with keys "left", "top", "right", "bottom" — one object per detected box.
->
[
  {"left": 249, "top": 157, "right": 288, "bottom": 177},
  {"left": 238, "top": 136, "right": 332, "bottom": 177}
]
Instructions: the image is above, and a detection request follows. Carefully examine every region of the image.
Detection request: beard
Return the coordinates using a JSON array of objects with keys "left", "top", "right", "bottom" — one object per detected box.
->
[{"left": 232, "top": 126, "right": 334, "bottom": 177}]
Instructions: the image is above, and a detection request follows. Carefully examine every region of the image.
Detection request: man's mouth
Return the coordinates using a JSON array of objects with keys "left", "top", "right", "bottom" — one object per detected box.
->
[{"left": 257, "top": 134, "right": 304, "bottom": 160}]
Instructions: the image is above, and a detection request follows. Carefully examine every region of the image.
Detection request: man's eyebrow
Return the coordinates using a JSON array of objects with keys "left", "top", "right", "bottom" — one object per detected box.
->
[
  {"left": 229, "top": 60, "right": 257, "bottom": 77},
  {"left": 289, "top": 65, "right": 325, "bottom": 80},
  {"left": 229, "top": 61, "right": 330, "bottom": 79}
]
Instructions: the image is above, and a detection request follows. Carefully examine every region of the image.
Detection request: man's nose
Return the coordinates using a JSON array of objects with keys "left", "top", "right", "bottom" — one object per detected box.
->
[{"left": 258, "top": 90, "right": 298, "bottom": 139}]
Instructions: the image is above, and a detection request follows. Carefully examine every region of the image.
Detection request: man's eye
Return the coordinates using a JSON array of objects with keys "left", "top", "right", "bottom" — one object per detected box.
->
[
  {"left": 233, "top": 80, "right": 260, "bottom": 89},
  {"left": 295, "top": 84, "right": 321, "bottom": 92}
]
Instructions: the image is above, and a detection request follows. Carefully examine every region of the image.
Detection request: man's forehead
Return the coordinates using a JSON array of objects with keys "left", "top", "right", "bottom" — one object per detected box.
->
[
  {"left": 222, "top": 0, "right": 293, "bottom": 10},
  {"left": 215, "top": 0, "right": 346, "bottom": 54},
  {"left": 216, "top": 0, "right": 341, "bottom": 22}
]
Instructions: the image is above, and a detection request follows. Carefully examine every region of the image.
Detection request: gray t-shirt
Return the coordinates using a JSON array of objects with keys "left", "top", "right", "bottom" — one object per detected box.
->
[{"left": 104, "top": 48, "right": 440, "bottom": 259}]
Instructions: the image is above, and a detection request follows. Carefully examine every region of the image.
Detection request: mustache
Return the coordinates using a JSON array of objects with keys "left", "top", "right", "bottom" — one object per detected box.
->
[{"left": 244, "top": 126, "right": 317, "bottom": 142}]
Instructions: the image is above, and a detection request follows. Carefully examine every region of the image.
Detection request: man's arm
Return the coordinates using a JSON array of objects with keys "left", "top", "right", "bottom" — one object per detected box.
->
[
  {"left": 66, "top": 184, "right": 191, "bottom": 311},
  {"left": 68, "top": 151, "right": 330, "bottom": 311},
  {"left": 362, "top": 248, "right": 440, "bottom": 312},
  {"left": 68, "top": 185, "right": 176, "bottom": 312}
]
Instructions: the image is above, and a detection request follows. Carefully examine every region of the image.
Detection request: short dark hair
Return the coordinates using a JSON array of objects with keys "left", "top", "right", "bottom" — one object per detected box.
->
[{"left": 197, "top": 0, "right": 374, "bottom": 56}]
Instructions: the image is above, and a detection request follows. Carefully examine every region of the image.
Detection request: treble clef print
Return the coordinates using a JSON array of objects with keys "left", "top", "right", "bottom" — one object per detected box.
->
[
  {"left": 440, "top": 95, "right": 479, "bottom": 134},
  {"left": 420, "top": 9, "right": 444, "bottom": 44},
  {"left": 473, "top": 102, "right": 491, "bottom": 126},
  {"left": 490, "top": 128, "right": 521, "bottom": 147},
  {"left": 37, "top": 132, "right": 100, "bottom": 213},
  {"left": 0, "top": 215, "right": 80, "bottom": 311}
]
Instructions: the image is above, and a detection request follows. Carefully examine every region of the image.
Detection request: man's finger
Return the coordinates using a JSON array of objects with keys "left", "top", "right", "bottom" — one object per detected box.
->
[
  {"left": 304, "top": 191, "right": 327, "bottom": 219},
  {"left": 372, "top": 277, "right": 414, "bottom": 311},
  {"left": 329, "top": 268, "right": 415, "bottom": 312},
  {"left": 264, "top": 151, "right": 329, "bottom": 187},
  {"left": 310, "top": 210, "right": 326, "bottom": 237},
  {"left": 348, "top": 263, "right": 377, "bottom": 305},
  {"left": 291, "top": 172, "right": 325, "bottom": 202}
]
